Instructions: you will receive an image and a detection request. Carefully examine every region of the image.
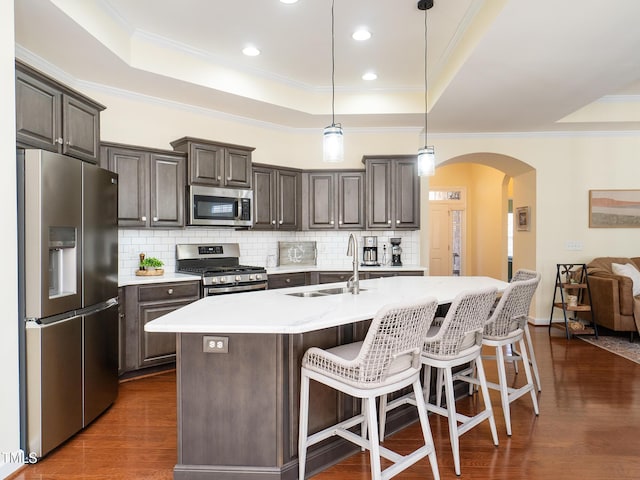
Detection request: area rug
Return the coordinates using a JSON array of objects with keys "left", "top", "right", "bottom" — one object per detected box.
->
[{"left": 579, "top": 335, "right": 640, "bottom": 364}]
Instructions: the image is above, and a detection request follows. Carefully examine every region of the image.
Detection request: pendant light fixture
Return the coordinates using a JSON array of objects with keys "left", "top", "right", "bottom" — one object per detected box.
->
[
  {"left": 323, "top": 0, "right": 344, "bottom": 163},
  {"left": 417, "top": 0, "right": 435, "bottom": 176}
]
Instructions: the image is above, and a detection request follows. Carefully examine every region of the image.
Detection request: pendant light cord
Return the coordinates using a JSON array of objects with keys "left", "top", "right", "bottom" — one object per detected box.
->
[
  {"left": 331, "top": 0, "right": 336, "bottom": 127},
  {"left": 423, "top": 6, "right": 428, "bottom": 146}
]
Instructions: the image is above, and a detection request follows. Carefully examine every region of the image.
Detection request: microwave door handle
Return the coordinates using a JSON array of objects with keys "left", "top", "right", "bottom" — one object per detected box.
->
[{"left": 236, "top": 199, "right": 242, "bottom": 220}]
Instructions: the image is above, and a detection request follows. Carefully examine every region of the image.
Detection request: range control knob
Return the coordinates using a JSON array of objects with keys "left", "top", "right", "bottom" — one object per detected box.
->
[
  {"left": 249, "top": 274, "right": 255, "bottom": 280},
  {"left": 235, "top": 275, "right": 242, "bottom": 281},
  {"left": 256, "top": 274, "right": 263, "bottom": 280},
  {"left": 220, "top": 277, "right": 227, "bottom": 283}
]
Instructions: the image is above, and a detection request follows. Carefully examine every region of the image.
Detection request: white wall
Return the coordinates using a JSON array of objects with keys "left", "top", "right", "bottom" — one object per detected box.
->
[{"left": 1, "top": 0, "right": 21, "bottom": 477}]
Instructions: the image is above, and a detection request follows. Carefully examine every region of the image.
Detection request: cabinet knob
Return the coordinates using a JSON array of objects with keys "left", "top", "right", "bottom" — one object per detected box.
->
[
  {"left": 285, "top": 278, "right": 291, "bottom": 283},
  {"left": 387, "top": 220, "right": 392, "bottom": 224},
  {"left": 66, "top": 140, "right": 71, "bottom": 146},
  {"left": 153, "top": 216, "right": 159, "bottom": 222},
  {"left": 396, "top": 220, "right": 400, "bottom": 224},
  {"left": 271, "top": 220, "right": 276, "bottom": 225},
  {"left": 330, "top": 220, "right": 334, "bottom": 225},
  {"left": 141, "top": 216, "right": 147, "bottom": 221},
  {"left": 227, "top": 177, "right": 232, "bottom": 181},
  {"left": 167, "top": 288, "right": 174, "bottom": 295},
  {"left": 55, "top": 137, "right": 63, "bottom": 145},
  {"left": 338, "top": 220, "right": 343, "bottom": 225},
  {"left": 217, "top": 176, "right": 222, "bottom": 180},
  {"left": 279, "top": 220, "right": 283, "bottom": 225}
]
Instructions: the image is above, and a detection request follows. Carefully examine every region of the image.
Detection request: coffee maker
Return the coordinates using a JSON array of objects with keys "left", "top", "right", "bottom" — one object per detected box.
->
[
  {"left": 362, "top": 236, "right": 379, "bottom": 266},
  {"left": 390, "top": 237, "right": 402, "bottom": 266}
]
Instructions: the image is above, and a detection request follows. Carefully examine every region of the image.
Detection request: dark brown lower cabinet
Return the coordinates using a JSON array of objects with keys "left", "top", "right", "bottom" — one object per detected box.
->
[
  {"left": 121, "top": 281, "right": 200, "bottom": 375},
  {"left": 174, "top": 319, "right": 414, "bottom": 480}
]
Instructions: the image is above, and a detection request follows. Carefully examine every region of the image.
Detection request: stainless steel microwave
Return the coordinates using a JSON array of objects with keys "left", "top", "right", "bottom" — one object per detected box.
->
[{"left": 187, "top": 185, "right": 253, "bottom": 227}]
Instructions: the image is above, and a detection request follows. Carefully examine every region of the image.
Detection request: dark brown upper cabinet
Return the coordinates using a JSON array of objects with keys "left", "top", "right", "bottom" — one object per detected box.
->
[
  {"left": 304, "top": 170, "right": 365, "bottom": 230},
  {"left": 170, "top": 137, "right": 254, "bottom": 189},
  {"left": 16, "top": 60, "right": 104, "bottom": 164},
  {"left": 100, "top": 142, "right": 186, "bottom": 228},
  {"left": 363, "top": 155, "right": 420, "bottom": 230},
  {"left": 252, "top": 164, "right": 301, "bottom": 231}
]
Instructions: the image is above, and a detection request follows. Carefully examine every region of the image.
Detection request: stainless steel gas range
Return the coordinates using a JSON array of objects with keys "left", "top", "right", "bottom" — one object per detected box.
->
[{"left": 176, "top": 243, "right": 267, "bottom": 297}]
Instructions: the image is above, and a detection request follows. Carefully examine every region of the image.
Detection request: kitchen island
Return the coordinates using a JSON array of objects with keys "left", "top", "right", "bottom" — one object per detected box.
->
[{"left": 146, "top": 275, "right": 508, "bottom": 480}]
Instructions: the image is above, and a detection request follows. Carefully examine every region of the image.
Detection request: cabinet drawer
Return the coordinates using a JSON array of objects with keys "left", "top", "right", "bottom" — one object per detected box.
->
[
  {"left": 318, "top": 272, "right": 351, "bottom": 284},
  {"left": 268, "top": 273, "right": 308, "bottom": 289},
  {"left": 367, "top": 270, "right": 424, "bottom": 279},
  {"left": 138, "top": 281, "right": 200, "bottom": 302}
]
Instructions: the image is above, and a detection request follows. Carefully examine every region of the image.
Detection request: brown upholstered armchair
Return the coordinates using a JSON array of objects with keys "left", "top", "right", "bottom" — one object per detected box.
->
[{"left": 581, "top": 257, "right": 640, "bottom": 335}]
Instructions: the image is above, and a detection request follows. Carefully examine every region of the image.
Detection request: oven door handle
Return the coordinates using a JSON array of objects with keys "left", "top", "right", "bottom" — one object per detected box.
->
[{"left": 206, "top": 282, "right": 267, "bottom": 295}]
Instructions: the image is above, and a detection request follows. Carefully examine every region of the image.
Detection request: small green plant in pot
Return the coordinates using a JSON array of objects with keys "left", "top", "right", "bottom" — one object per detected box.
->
[{"left": 138, "top": 254, "right": 164, "bottom": 275}]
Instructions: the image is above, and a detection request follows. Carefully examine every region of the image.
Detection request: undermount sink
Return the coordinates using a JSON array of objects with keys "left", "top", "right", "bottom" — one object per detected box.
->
[{"left": 286, "top": 287, "right": 366, "bottom": 297}]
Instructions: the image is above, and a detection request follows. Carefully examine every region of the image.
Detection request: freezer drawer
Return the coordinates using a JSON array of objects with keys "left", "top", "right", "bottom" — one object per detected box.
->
[{"left": 26, "top": 316, "right": 83, "bottom": 457}]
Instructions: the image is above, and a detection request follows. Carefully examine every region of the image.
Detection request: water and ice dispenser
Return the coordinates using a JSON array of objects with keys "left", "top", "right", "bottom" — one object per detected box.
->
[{"left": 48, "top": 227, "right": 77, "bottom": 299}]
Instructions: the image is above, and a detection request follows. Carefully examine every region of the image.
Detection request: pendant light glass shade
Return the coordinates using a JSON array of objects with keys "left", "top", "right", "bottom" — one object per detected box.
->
[
  {"left": 323, "top": 124, "right": 344, "bottom": 163},
  {"left": 417, "top": 145, "right": 435, "bottom": 176}
]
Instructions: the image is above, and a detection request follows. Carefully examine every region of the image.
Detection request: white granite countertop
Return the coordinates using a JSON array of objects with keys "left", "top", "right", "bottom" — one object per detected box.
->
[
  {"left": 266, "top": 264, "right": 427, "bottom": 275},
  {"left": 118, "top": 271, "right": 201, "bottom": 287},
  {"left": 145, "top": 275, "right": 507, "bottom": 335},
  {"left": 119, "top": 265, "right": 426, "bottom": 287}
]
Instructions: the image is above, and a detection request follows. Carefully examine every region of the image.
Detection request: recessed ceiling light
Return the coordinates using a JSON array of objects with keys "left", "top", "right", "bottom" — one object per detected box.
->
[
  {"left": 362, "top": 72, "right": 377, "bottom": 81},
  {"left": 352, "top": 28, "right": 371, "bottom": 41},
  {"left": 280, "top": 0, "right": 299, "bottom": 4},
  {"left": 242, "top": 46, "right": 260, "bottom": 57}
]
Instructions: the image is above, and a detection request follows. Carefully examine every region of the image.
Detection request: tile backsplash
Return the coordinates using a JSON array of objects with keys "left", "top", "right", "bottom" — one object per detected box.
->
[{"left": 119, "top": 228, "right": 420, "bottom": 275}]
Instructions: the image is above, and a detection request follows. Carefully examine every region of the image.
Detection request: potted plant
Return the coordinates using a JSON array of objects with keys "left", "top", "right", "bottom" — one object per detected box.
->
[{"left": 137, "top": 254, "right": 165, "bottom": 276}]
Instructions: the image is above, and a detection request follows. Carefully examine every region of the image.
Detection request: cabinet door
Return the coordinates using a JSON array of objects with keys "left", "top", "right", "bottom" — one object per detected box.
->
[
  {"left": 225, "top": 148, "right": 252, "bottom": 188},
  {"left": 393, "top": 159, "right": 420, "bottom": 229},
  {"left": 252, "top": 166, "right": 276, "bottom": 230},
  {"left": 338, "top": 172, "right": 365, "bottom": 230},
  {"left": 366, "top": 160, "right": 393, "bottom": 229},
  {"left": 139, "top": 303, "right": 183, "bottom": 367},
  {"left": 15, "top": 70, "right": 61, "bottom": 152},
  {"left": 62, "top": 95, "right": 100, "bottom": 163},
  {"left": 106, "top": 147, "right": 149, "bottom": 227},
  {"left": 308, "top": 172, "right": 336, "bottom": 229},
  {"left": 277, "top": 170, "right": 300, "bottom": 230},
  {"left": 150, "top": 153, "right": 185, "bottom": 227},
  {"left": 188, "top": 142, "right": 224, "bottom": 186}
]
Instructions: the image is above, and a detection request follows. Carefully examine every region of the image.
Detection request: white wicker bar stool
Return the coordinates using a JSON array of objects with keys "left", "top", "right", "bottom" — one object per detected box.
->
[
  {"left": 509, "top": 269, "right": 542, "bottom": 392},
  {"left": 379, "top": 287, "right": 499, "bottom": 477},
  {"left": 298, "top": 298, "right": 440, "bottom": 480},
  {"left": 459, "top": 275, "right": 540, "bottom": 436}
]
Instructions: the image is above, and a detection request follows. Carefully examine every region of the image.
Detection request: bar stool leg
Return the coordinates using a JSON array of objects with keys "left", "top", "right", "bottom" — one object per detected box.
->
[
  {"left": 443, "top": 366, "right": 461, "bottom": 476},
  {"left": 298, "top": 373, "right": 310, "bottom": 480},
  {"left": 475, "top": 358, "right": 499, "bottom": 446},
  {"left": 365, "top": 396, "right": 383, "bottom": 480},
  {"left": 524, "top": 324, "right": 542, "bottom": 392},
  {"left": 495, "top": 344, "right": 512, "bottom": 436},
  {"left": 413, "top": 379, "right": 440, "bottom": 480}
]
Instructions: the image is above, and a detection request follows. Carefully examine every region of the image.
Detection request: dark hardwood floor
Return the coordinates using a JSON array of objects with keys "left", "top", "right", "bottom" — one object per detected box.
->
[{"left": 9, "top": 327, "right": 640, "bottom": 480}]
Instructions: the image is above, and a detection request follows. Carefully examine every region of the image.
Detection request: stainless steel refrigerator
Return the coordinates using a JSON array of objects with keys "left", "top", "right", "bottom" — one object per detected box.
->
[{"left": 17, "top": 149, "right": 119, "bottom": 458}]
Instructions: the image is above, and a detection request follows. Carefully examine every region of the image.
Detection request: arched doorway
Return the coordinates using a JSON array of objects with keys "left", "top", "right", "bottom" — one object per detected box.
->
[{"left": 421, "top": 153, "right": 536, "bottom": 281}]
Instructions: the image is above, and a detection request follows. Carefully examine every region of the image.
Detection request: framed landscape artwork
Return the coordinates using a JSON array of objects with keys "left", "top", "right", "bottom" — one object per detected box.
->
[
  {"left": 516, "top": 206, "right": 530, "bottom": 231},
  {"left": 589, "top": 189, "right": 640, "bottom": 227}
]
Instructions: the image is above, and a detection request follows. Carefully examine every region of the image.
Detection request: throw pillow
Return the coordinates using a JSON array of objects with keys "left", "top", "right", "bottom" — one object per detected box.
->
[{"left": 611, "top": 262, "right": 640, "bottom": 297}]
